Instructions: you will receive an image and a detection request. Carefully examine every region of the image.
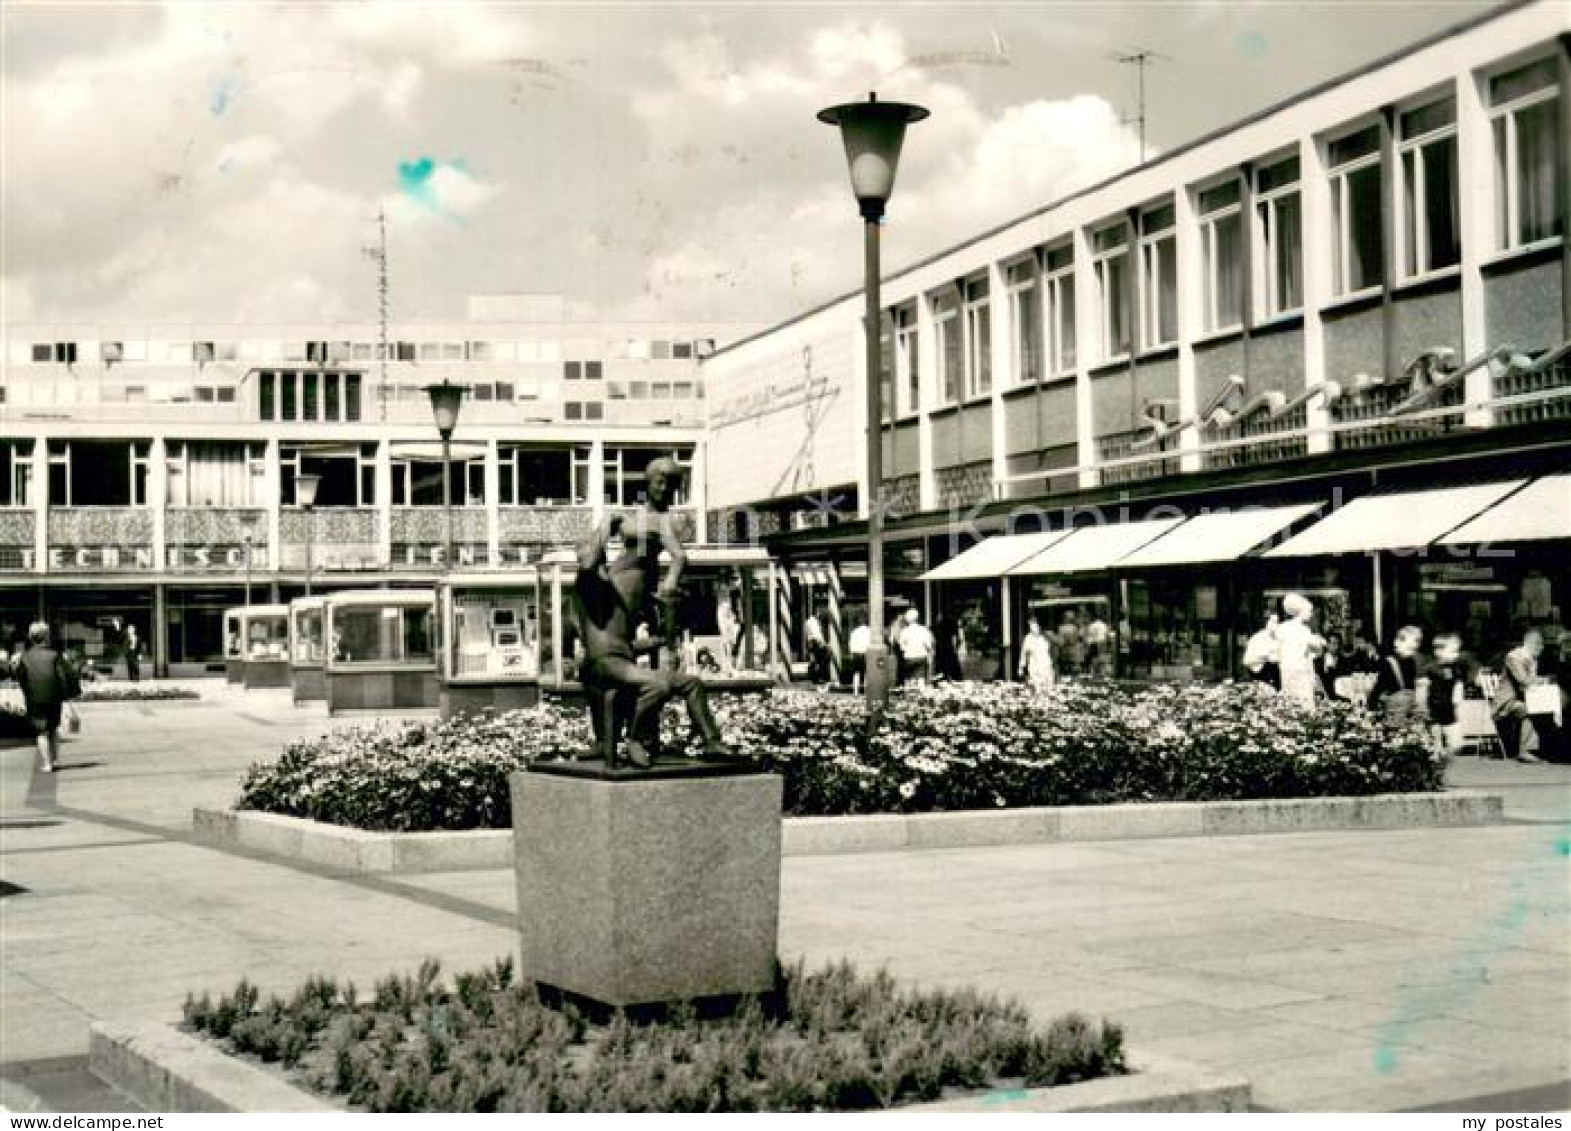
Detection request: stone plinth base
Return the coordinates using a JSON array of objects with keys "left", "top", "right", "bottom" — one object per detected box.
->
[{"left": 510, "top": 762, "right": 781, "bottom": 1010}]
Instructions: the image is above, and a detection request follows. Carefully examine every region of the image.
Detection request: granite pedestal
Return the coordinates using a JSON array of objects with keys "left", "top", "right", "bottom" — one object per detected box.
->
[{"left": 510, "top": 761, "right": 782, "bottom": 1011}]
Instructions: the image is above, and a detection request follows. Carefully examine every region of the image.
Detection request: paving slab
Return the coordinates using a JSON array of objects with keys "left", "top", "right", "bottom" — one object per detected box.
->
[{"left": 1, "top": 685, "right": 1567, "bottom": 1113}]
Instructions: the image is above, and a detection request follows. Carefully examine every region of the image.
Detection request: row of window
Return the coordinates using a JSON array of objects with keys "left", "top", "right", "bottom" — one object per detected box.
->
[
  {"left": 886, "top": 55, "right": 1564, "bottom": 411},
  {"left": 0, "top": 440, "right": 693, "bottom": 511},
  {"left": 21, "top": 338, "right": 718, "bottom": 366}
]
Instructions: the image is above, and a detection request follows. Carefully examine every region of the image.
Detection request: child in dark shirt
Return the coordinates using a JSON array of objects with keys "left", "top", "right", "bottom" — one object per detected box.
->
[{"left": 1424, "top": 633, "right": 1467, "bottom": 755}]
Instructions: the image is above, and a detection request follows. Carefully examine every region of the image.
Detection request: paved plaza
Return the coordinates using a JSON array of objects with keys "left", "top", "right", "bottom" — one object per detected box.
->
[{"left": 1, "top": 684, "right": 1568, "bottom": 1112}]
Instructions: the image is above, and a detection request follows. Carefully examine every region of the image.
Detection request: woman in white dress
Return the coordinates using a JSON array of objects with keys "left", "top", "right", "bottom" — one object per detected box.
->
[
  {"left": 1018, "top": 618, "right": 1056, "bottom": 692},
  {"left": 1276, "top": 592, "right": 1326, "bottom": 707}
]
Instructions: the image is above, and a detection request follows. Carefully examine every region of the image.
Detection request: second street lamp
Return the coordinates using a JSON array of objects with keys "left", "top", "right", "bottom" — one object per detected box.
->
[
  {"left": 818, "top": 92, "right": 927, "bottom": 709},
  {"left": 424, "top": 380, "right": 469, "bottom": 573},
  {"left": 296, "top": 472, "right": 321, "bottom": 598}
]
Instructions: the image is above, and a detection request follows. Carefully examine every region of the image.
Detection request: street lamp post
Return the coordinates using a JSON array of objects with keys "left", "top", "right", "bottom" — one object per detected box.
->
[
  {"left": 296, "top": 473, "right": 321, "bottom": 598},
  {"left": 424, "top": 380, "right": 468, "bottom": 573},
  {"left": 818, "top": 92, "right": 927, "bottom": 709}
]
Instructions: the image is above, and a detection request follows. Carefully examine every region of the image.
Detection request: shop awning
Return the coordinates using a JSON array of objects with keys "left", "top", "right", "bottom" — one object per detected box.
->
[
  {"left": 921, "top": 530, "right": 1072, "bottom": 582},
  {"left": 1116, "top": 503, "right": 1323, "bottom": 568},
  {"left": 1438, "top": 474, "right": 1571, "bottom": 546},
  {"left": 1264, "top": 481, "right": 1525, "bottom": 558},
  {"left": 1007, "top": 518, "right": 1185, "bottom": 576}
]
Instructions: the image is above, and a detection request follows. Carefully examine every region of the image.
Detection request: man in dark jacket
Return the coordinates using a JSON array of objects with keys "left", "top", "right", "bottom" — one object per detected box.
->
[{"left": 13, "top": 622, "right": 71, "bottom": 774}]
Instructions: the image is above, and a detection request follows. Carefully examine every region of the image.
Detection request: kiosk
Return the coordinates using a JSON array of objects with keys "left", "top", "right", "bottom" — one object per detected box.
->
[
  {"left": 323, "top": 589, "right": 438, "bottom": 715},
  {"left": 288, "top": 596, "right": 327, "bottom": 705},
  {"left": 436, "top": 571, "right": 550, "bottom": 718},
  {"left": 228, "top": 605, "right": 290, "bottom": 689}
]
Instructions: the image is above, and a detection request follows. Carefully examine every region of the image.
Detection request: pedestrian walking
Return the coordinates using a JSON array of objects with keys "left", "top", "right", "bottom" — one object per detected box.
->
[
  {"left": 897, "top": 609, "right": 935, "bottom": 685},
  {"left": 1424, "top": 633, "right": 1467, "bottom": 756},
  {"left": 1276, "top": 592, "right": 1326, "bottom": 708},
  {"left": 1018, "top": 617, "right": 1055, "bottom": 692},
  {"left": 1368, "top": 626, "right": 1424, "bottom": 725},
  {"left": 11, "top": 622, "right": 79, "bottom": 775},
  {"left": 804, "top": 608, "right": 829, "bottom": 688},
  {"left": 1242, "top": 613, "right": 1281, "bottom": 689},
  {"left": 123, "top": 624, "right": 142, "bottom": 682},
  {"left": 847, "top": 617, "right": 870, "bottom": 694}
]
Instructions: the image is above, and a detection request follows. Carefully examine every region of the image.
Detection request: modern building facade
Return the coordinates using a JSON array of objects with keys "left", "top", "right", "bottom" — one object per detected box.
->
[
  {"left": 704, "top": 0, "right": 1570, "bottom": 681},
  {"left": 1, "top": 293, "right": 754, "bottom": 674}
]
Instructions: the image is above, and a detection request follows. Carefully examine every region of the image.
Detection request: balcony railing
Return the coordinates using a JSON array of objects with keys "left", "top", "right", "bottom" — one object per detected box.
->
[
  {"left": 1202, "top": 406, "right": 1310, "bottom": 470},
  {"left": 1095, "top": 431, "right": 1179, "bottom": 486},
  {"left": 1332, "top": 380, "right": 1466, "bottom": 451}
]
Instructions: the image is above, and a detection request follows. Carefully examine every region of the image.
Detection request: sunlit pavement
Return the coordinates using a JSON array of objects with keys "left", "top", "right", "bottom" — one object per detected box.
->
[{"left": 2, "top": 681, "right": 1567, "bottom": 1112}]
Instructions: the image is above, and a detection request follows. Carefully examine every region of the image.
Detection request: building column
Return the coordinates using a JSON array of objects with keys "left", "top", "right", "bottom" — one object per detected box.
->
[
  {"left": 690, "top": 438, "right": 709, "bottom": 543},
  {"left": 1558, "top": 36, "right": 1571, "bottom": 339},
  {"left": 153, "top": 582, "right": 168, "bottom": 678},
  {"left": 915, "top": 294, "right": 938, "bottom": 511},
  {"left": 484, "top": 438, "right": 501, "bottom": 566},
  {"left": 588, "top": 438, "right": 607, "bottom": 521},
  {"left": 1455, "top": 67, "right": 1494, "bottom": 427},
  {"left": 1300, "top": 134, "right": 1333, "bottom": 455},
  {"left": 149, "top": 436, "right": 168, "bottom": 570},
  {"left": 1072, "top": 226, "right": 1098, "bottom": 488},
  {"left": 986, "top": 260, "right": 1011, "bottom": 499},
  {"left": 373, "top": 440, "right": 392, "bottom": 568},
  {"left": 1174, "top": 186, "right": 1202, "bottom": 473},
  {"left": 263, "top": 439, "right": 282, "bottom": 576},
  {"left": 31, "top": 431, "right": 47, "bottom": 575}
]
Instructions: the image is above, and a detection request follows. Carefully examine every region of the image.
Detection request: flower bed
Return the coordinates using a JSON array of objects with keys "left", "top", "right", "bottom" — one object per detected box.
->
[
  {"left": 235, "top": 682, "right": 1443, "bottom": 833},
  {"left": 79, "top": 685, "right": 201, "bottom": 702},
  {"left": 181, "top": 957, "right": 1124, "bottom": 1112}
]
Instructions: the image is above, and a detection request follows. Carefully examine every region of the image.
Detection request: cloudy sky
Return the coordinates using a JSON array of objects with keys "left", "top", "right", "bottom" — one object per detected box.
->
[{"left": 3, "top": 1, "right": 1494, "bottom": 329}]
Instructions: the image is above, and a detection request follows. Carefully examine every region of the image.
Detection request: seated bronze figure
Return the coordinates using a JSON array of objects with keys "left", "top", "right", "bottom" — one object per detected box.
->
[{"left": 572, "top": 458, "right": 733, "bottom": 768}]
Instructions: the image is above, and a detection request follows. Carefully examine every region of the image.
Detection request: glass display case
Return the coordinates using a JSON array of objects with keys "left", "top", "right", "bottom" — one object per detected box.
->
[
  {"left": 288, "top": 596, "right": 327, "bottom": 704},
  {"left": 220, "top": 605, "right": 290, "bottom": 688},
  {"left": 322, "top": 589, "right": 438, "bottom": 714},
  {"left": 435, "top": 571, "right": 552, "bottom": 717}
]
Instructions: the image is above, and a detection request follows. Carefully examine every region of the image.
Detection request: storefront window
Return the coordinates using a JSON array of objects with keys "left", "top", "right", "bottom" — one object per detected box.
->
[
  {"left": 245, "top": 613, "right": 288, "bottom": 660},
  {"left": 1022, "top": 583, "right": 1114, "bottom": 679}
]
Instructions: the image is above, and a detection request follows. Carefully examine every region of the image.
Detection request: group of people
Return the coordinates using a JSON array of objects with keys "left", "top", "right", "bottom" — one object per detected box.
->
[
  {"left": 1244, "top": 596, "right": 1564, "bottom": 763},
  {"left": 837, "top": 608, "right": 939, "bottom": 692}
]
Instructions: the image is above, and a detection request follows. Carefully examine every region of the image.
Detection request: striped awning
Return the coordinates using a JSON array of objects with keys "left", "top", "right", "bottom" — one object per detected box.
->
[
  {"left": 1116, "top": 504, "right": 1322, "bottom": 568},
  {"left": 1008, "top": 518, "right": 1185, "bottom": 576},
  {"left": 1264, "top": 481, "right": 1525, "bottom": 557},
  {"left": 921, "top": 530, "right": 1072, "bottom": 582},
  {"left": 1439, "top": 474, "right": 1571, "bottom": 546}
]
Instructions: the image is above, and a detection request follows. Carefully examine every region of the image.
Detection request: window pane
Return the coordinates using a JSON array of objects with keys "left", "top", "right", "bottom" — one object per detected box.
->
[
  {"left": 1092, "top": 224, "right": 1127, "bottom": 254},
  {"left": 1424, "top": 135, "right": 1460, "bottom": 270},
  {"left": 302, "top": 373, "right": 319, "bottom": 422},
  {"left": 1340, "top": 164, "right": 1383, "bottom": 292},
  {"left": 1400, "top": 97, "right": 1456, "bottom": 140},
  {"left": 1517, "top": 97, "right": 1565, "bottom": 244},
  {"left": 1274, "top": 194, "right": 1303, "bottom": 311},
  {"left": 1257, "top": 155, "right": 1301, "bottom": 193},
  {"left": 974, "top": 304, "right": 991, "bottom": 393},
  {"left": 281, "top": 373, "right": 297, "bottom": 420},
  {"left": 940, "top": 319, "right": 962, "bottom": 402},
  {"left": 1106, "top": 254, "right": 1130, "bottom": 356},
  {"left": 1329, "top": 125, "right": 1380, "bottom": 168},
  {"left": 1209, "top": 212, "right": 1242, "bottom": 329},
  {"left": 345, "top": 374, "right": 362, "bottom": 422},
  {"left": 1494, "top": 116, "right": 1512, "bottom": 247},
  {"left": 1014, "top": 282, "right": 1041, "bottom": 384},
  {"left": 1491, "top": 58, "right": 1557, "bottom": 106},
  {"left": 1198, "top": 180, "right": 1240, "bottom": 214},
  {"left": 1402, "top": 150, "right": 1420, "bottom": 277},
  {"left": 324, "top": 373, "right": 341, "bottom": 420},
  {"left": 1045, "top": 244, "right": 1073, "bottom": 272},
  {"left": 1141, "top": 203, "right": 1175, "bottom": 234},
  {"left": 1059, "top": 277, "right": 1076, "bottom": 370},
  {"left": 259, "top": 372, "right": 276, "bottom": 420},
  {"left": 1156, "top": 239, "right": 1177, "bottom": 344}
]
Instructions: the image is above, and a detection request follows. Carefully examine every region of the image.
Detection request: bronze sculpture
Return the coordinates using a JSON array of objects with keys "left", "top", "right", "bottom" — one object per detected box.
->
[{"left": 572, "top": 457, "right": 733, "bottom": 768}]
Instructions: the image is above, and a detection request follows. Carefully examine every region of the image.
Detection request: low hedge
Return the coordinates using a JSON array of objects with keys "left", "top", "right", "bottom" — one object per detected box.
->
[
  {"left": 183, "top": 956, "right": 1125, "bottom": 1112},
  {"left": 236, "top": 681, "right": 1444, "bottom": 832}
]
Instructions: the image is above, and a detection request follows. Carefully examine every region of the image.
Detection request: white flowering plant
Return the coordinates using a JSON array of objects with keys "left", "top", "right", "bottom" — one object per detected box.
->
[{"left": 237, "top": 682, "right": 1443, "bottom": 831}]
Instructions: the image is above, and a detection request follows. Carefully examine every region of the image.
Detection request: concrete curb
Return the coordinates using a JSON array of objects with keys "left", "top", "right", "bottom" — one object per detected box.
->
[
  {"left": 89, "top": 1022, "right": 338, "bottom": 1113},
  {"left": 193, "top": 790, "right": 1505, "bottom": 874},
  {"left": 88, "top": 1022, "right": 1247, "bottom": 1113}
]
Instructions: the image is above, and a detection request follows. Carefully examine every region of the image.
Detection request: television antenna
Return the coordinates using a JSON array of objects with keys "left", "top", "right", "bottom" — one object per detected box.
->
[{"left": 1111, "top": 48, "right": 1170, "bottom": 163}]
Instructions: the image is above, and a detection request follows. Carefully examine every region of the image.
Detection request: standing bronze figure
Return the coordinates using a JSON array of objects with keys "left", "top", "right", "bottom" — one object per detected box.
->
[{"left": 572, "top": 458, "right": 733, "bottom": 768}]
